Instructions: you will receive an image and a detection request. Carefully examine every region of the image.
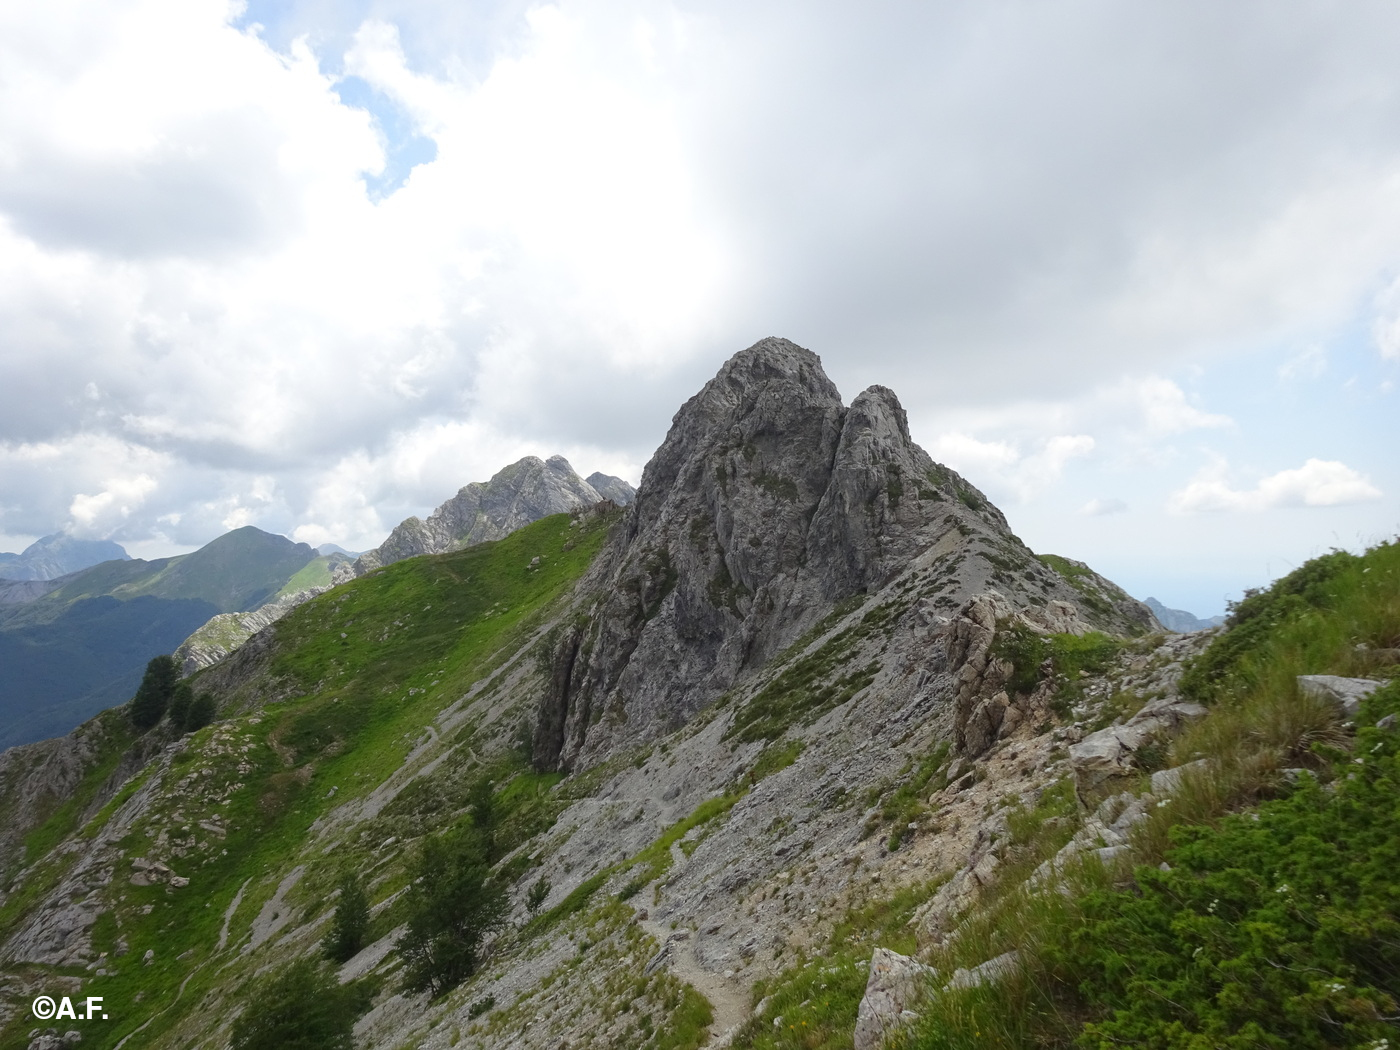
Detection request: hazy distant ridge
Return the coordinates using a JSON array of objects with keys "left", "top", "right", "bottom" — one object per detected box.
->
[
  {"left": 1144, "top": 596, "right": 1225, "bottom": 633},
  {"left": 0, "top": 533, "right": 129, "bottom": 582}
]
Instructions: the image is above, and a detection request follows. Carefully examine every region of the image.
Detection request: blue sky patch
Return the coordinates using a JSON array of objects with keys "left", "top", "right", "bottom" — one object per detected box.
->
[{"left": 333, "top": 75, "right": 438, "bottom": 200}]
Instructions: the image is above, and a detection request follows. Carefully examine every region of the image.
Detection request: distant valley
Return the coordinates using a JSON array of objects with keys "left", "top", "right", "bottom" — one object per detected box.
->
[{"left": 0, "top": 456, "right": 634, "bottom": 750}]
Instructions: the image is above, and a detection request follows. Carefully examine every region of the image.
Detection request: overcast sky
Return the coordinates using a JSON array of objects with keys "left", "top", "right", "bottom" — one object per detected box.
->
[{"left": 1, "top": 0, "right": 1396, "bottom": 615}]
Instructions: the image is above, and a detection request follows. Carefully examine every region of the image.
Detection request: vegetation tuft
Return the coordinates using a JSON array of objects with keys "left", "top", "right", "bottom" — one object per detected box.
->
[
  {"left": 988, "top": 623, "right": 1121, "bottom": 703},
  {"left": 901, "top": 537, "right": 1400, "bottom": 1049},
  {"left": 728, "top": 601, "right": 907, "bottom": 742}
]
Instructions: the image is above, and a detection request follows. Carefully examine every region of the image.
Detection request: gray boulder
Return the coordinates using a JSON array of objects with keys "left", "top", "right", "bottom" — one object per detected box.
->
[
  {"left": 1296, "top": 675, "right": 1381, "bottom": 718},
  {"left": 1070, "top": 695, "right": 1207, "bottom": 793},
  {"left": 853, "top": 947, "right": 937, "bottom": 1050},
  {"left": 946, "top": 950, "right": 1020, "bottom": 991}
]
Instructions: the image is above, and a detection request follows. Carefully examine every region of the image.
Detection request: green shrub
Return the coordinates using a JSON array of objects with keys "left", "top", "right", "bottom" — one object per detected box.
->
[
  {"left": 989, "top": 624, "right": 1121, "bottom": 699},
  {"left": 322, "top": 871, "right": 370, "bottom": 963},
  {"left": 1047, "top": 682, "right": 1400, "bottom": 1049},
  {"left": 904, "top": 541, "right": 1400, "bottom": 1050},
  {"left": 1179, "top": 548, "right": 1361, "bottom": 704},
  {"left": 397, "top": 826, "right": 509, "bottom": 996},
  {"left": 230, "top": 958, "right": 372, "bottom": 1050},
  {"left": 129, "top": 654, "right": 178, "bottom": 729}
]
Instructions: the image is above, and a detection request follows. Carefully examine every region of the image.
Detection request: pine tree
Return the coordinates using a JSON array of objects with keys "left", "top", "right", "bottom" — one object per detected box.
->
[
  {"left": 167, "top": 681, "right": 193, "bottom": 731},
  {"left": 185, "top": 692, "right": 217, "bottom": 732},
  {"left": 323, "top": 872, "right": 370, "bottom": 963},
  {"left": 129, "top": 654, "right": 178, "bottom": 730},
  {"left": 397, "top": 828, "right": 508, "bottom": 996},
  {"left": 230, "top": 958, "right": 368, "bottom": 1050}
]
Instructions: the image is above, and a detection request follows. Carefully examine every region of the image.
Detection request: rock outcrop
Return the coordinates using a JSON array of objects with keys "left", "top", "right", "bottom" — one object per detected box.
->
[
  {"left": 535, "top": 338, "right": 1158, "bottom": 771},
  {"left": 1296, "top": 674, "right": 1382, "bottom": 718},
  {"left": 172, "top": 586, "right": 333, "bottom": 676},
  {"left": 586, "top": 472, "right": 637, "bottom": 506},
  {"left": 341, "top": 456, "right": 633, "bottom": 580},
  {"left": 853, "top": 948, "right": 937, "bottom": 1050}
]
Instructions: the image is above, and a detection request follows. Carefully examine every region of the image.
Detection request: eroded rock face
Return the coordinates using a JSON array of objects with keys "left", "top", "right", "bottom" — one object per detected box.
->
[
  {"left": 853, "top": 948, "right": 937, "bottom": 1050},
  {"left": 345, "top": 455, "right": 629, "bottom": 578},
  {"left": 173, "top": 586, "right": 333, "bottom": 676},
  {"left": 536, "top": 338, "right": 1158, "bottom": 772},
  {"left": 537, "top": 340, "right": 990, "bottom": 770}
]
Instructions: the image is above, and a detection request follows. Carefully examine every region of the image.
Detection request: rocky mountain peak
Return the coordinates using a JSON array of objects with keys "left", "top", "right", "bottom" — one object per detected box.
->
[
  {"left": 0, "top": 533, "right": 130, "bottom": 582},
  {"left": 346, "top": 454, "right": 634, "bottom": 578},
  {"left": 534, "top": 338, "right": 1129, "bottom": 772}
]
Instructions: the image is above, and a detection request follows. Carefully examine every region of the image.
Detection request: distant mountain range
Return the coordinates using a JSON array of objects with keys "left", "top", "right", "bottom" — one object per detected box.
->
[
  {"left": 0, "top": 457, "right": 633, "bottom": 750},
  {"left": 1143, "top": 596, "right": 1226, "bottom": 632},
  {"left": 0, "top": 527, "right": 320, "bottom": 749},
  {"left": 0, "top": 533, "right": 130, "bottom": 582}
]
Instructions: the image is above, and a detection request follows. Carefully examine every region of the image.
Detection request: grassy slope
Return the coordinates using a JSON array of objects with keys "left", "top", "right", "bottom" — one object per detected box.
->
[
  {"left": 900, "top": 539, "right": 1400, "bottom": 1049},
  {"left": 273, "top": 553, "right": 348, "bottom": 598},
  {"left": 718, "top": 540, "right": 1400, "bottom": 1050},
  {"left": 0, "top": 510, "right": 617, "bottom": 1050}
]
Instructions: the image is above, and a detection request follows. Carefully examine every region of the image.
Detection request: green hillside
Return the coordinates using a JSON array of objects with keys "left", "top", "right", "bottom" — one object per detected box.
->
[
  {"left": 0, "top": 509, "right": 618, "bottom": 1050},
  {"left": 9, "top": 526, "right": 317, "bottom": 622},
  {"left": 0, "top": 527, "right": 318, "bottom": 748}
]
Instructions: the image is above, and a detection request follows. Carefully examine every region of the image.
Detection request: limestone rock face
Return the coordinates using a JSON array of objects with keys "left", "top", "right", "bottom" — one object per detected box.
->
[
  {"left": 346, "top": 455, "right": 619, "bottom": 578},
  {"left": 173, "top": 586, "right": 332, "bottom": 676},
  {"left": 1069, "top": 694, "right": 1208, "bottom": 794},
  {"left": 1296, "top": 674, "right": 1381, "bottom": 718},
  {"left": 585, "top": 472, "right": 636, "bottom": 506},
  {"left": 534, "top": 338, "right": 1158, "bottom": 771},
  {"left": 853, "top": 948, "right": 937, "bottom": 1050}
]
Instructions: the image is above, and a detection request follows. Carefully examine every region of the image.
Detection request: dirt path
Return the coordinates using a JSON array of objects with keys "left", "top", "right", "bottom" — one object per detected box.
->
[
  {"left": 637, "top": 840, "right": 752, "bottom": 1046},
  {"left": 638, "top": 917, "right": 751, "bottom": 1046}
]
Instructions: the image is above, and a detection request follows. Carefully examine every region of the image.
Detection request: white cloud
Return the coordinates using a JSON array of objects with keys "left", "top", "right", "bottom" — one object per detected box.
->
[
  {"left": 69, "top": 473, "right": 157, "bottom": 534},
  {"left": 1168, "top": 457, "right": 1383, "bottom": 514},
  {"left": 1278, "top": 345, "right": 1328, "bottom": 381},
  {"left": 1128, "top": 377, "right": 1233, "bottom": 435},
  {"left": 1374, "top": 278, "right": 1400, "bottom": 361},
  {"left": 1082, "top": 498, "right": 1128, "bottom": 516},
  {"left": 929, "top": 432, "right": 1094, "bottom": 502},
  {"left": 0, "top": 0, "right": 1396, "bottom": 577}
]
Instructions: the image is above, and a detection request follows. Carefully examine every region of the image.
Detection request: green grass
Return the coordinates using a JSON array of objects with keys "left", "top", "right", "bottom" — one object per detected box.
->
[
  {"left": 1034, "top": 553, "right": 1121, "bottom": 619},
  {"left": 866, "top": 741, "right": 950, "bottom": 848},
  {"left": 274, "top": 554, "right": 340, "bottom": 598},
  {"left": 733, "top": 880, "right": 942, "bottom": 1050},
  {"left": 987, "top": 623, "right": 1122, "bottom": 702},
  {"left": 728, "top": 600, "right": 906, "bottom": 742},
  {"left": 0, "top": 510, "right": 619, "bottom": 1050},
  {"left": 749, "top": 739, "right": 806, "bottom": 783},
  {"left": 899, "top": 537, "right": 1400, "bottom": 1050}
]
